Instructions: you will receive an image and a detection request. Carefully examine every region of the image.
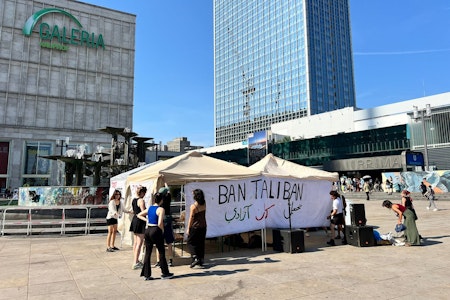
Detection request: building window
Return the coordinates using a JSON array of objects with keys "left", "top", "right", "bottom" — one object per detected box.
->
[
  {"left": 0, "top": 142, "right": 9, "bottom": 189},
  {"left": 24, "top": 142, "right": 52, "bottom": 175}
]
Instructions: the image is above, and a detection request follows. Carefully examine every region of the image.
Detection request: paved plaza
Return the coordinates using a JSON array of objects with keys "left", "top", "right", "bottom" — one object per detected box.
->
[{"left": 0, "top": 195, "right": 449, "bottom": 299}]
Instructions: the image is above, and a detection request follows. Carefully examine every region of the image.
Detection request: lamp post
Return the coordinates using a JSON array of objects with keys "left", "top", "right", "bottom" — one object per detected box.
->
[
  {"left": 55, "top": 137, "right": 70, "bottom": 186},
  {"left": 56, "top": 137, "right": 70, "bottom": 156},
  {"left": 413, "top": 104, "right": 431, "bottom": 171}
]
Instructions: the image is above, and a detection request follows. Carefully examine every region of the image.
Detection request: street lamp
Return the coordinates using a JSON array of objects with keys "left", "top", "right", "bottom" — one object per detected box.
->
[
  {"left": 56, "top": 137, "right": 70, "bottom": 156},
  {"left": 412, "top": 104, "right": 431, "bottom": 171},
  {"left": 55, "top": 137, "right": 70, "bottom": 186}
]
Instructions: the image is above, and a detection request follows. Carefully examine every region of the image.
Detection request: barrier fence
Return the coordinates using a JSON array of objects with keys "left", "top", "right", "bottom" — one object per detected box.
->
[{"left": 0, "top": 205, "right": 108, "bottom": 236}]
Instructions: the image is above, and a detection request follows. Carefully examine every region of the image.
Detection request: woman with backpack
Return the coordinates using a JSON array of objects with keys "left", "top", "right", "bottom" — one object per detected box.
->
[{"left": 425, "top": 185, "right": 438, "bottom": 211}]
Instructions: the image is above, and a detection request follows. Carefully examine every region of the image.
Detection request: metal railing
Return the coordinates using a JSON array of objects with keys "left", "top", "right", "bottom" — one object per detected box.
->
[{"left": 1, "top": 205, "right": 108, "bottom": 236}]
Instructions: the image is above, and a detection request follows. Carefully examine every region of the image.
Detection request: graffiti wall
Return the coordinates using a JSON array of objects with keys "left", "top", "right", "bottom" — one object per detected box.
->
[
  {"left": 18, "top": 186, "right": 108, "bottom": 206},
  {"left": 382, "top": 170, "right": 450, "bottom": 194}
]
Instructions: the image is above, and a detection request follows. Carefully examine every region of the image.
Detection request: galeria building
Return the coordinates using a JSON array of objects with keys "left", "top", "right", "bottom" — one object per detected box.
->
[{"left": 0, "top": 0, "right": 136, "bottom": 190}]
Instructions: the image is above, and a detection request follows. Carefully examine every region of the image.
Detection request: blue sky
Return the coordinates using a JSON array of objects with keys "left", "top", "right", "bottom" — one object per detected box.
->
[{"left": 80, "top": 0, "right": 450, "bottom": 147}]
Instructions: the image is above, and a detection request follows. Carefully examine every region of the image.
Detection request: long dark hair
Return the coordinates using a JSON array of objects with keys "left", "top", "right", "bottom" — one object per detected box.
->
[
  {"left": 110, "top": 189, "right": 121, "bottom": 201},
  {"left": 193, "top": 189, "right": 205, "bottom": 205},
  {"left": 137, "top": 186, "right": 147, "bottom": 196},
  {"left": 154, "top": 192, "right": 164, "bottom": 205},
  {"left": 382, "top": 200, "right": 392, "bottom": 208}
]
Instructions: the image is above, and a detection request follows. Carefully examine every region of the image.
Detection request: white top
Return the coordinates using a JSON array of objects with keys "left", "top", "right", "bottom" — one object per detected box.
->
[
  {"left": 332, "top": 197, "right": 344, "bottom": 214},
  {"left": 106, "top": 199, "right": 125, "bottom": 220}
]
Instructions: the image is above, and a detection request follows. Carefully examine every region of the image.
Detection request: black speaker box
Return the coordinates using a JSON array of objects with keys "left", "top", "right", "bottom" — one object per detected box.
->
[
  {"left": 350, "top": 203, "right": 367, "bottom": 226},
  {"left": 345, "top": 225, "right": 375, "bottom": 247},
  {"left": 272, "top": 229, "right": 305, "bottom": 253}
]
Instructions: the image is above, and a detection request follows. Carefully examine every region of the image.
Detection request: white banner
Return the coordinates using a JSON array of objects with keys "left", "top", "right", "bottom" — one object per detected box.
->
[{"left": 185, "top": 176, "right": 332, "bottom": 238}]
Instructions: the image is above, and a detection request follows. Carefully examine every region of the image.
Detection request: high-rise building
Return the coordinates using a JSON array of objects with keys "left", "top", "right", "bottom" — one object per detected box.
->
[{"left": 214, "top": 0, "right": 356, "bottom": 145}]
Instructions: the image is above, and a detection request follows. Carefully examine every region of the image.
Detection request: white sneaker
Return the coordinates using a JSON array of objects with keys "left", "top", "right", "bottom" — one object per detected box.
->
[
  {"left": 433, "top": 208, "right": 439, "bottom": 211},
  {"left": 426, "top": 207, "right": 430, "bottom": 210}
]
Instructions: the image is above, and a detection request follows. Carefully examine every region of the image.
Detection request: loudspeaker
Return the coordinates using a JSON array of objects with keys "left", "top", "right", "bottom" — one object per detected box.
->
[
  {"left": 350, "top": 204, "right": 367, "bottom": 226},
  {"left": 272, "top": 229, "right": 305, "bottom": 253},
  {"left": 345, "top": 225, "right": 375, "bottom": 247}
]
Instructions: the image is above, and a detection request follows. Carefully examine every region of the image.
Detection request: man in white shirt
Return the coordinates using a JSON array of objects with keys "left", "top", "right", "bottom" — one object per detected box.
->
[{"left": 326, "top": 191, "right": 345, "bottom": 246}]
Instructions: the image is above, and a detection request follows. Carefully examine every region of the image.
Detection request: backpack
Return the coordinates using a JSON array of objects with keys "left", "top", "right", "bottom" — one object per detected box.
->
[{"left": 420, "top": 183, "right": 427, "bottom": 193}]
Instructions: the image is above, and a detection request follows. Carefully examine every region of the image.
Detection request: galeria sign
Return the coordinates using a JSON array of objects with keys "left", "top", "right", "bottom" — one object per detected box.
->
[{"left": 23, "top": 8, "right": 105, "bottom": 51}]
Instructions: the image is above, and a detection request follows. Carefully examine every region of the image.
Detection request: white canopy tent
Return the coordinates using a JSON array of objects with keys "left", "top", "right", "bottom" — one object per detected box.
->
[
  {"left": 125, "top": 151, "right": 261, "bottom": 187},
  {"left": 183, "top": 154, "right": 339, "bottom": 238},
  {"left": 249, "top": 153, "right": 339, "bottom": 181},
  {"left": 245, "top": 154, "right": 339, "bottom": 250},
  {"left": 108, "top": 161, "right": 161, "bottom": 199},
  {"left": 121, "top": 151, "right": 262, "bottom": 245}
]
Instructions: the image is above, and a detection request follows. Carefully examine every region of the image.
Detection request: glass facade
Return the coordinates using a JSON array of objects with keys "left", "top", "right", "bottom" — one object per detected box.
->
[
  {"left": 214, "top": 0, "right": 355, "bottom": 145},
  {"left": 271, "top": 125, "right": 409, "bottom": 166},
  {"left": 208, "top": 125, "right": 410, "bottom": 168}
]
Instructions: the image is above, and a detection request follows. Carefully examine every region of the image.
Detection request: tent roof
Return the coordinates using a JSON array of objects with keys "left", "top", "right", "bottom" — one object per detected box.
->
[
  {"left": 126, "top": 151, "right": 261, "bottom": 186},
  {"left": 110, "top": 161, "right": 161, "bottom": 182},
  {"left": 249, "top": 154, "right": 339, "bottom": 182}
]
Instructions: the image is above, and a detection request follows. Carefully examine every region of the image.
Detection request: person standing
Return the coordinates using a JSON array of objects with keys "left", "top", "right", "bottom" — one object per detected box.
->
[
  {"left": 129, "top": 186, "right": 147, "bottom": 269},
  {"left": 363, "top": 181, "right": 370, "bottom": 200},
  {"left": 106, "top": 190, "right": 130, "bottom": 252},
  {"left": 425, "top": 184, "right": 438, "bottom": 211},
  {"left": 382, "top": 200, "right": 420, "bottom": 246},
  {"left": 419, "top": 180, "right": 427, "bottom": 198},
  {"left": 326, "top": 191, "right": 345, "bottom": 246},
  {"left": 154, "top": 185, "right": 175, "bottom": 267},
  {"left": 137, "top": 192, "right": 173, "bottom": 280},
  {"left": 385, "top": 178, "right": 393, "bottom": 195},
  {"left": 401, "top": 190, "right": 418, "bottom": 220},
  {"left": 187, "top": 189, "right": 207, "bottom": 268}
]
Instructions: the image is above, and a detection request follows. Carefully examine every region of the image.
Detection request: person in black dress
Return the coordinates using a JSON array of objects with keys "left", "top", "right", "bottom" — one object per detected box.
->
[
  {"left": 130, "top": 186, "right": 147, "bottom": 269},
  {"left": 187, "top": 189, "right": 207, "bottom": 268}
]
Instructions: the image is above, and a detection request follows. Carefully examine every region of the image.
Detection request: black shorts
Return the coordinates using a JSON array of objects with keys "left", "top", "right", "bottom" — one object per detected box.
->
[
  {"left": 106, "top": 218, "right": 118, "bottom": 226},
  {"left": 330, "top": 213, "right": 344, "bottom": 225}
]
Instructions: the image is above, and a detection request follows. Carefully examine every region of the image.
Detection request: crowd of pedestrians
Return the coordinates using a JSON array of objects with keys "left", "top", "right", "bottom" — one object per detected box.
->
[{"left": 334, "top": 176, "right": 384, "bottom": 194}]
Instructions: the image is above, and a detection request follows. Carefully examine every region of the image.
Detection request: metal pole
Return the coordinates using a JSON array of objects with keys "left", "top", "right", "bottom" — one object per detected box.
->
[{"left": 421, "top": 111, "right": 429, "bottom": 171}]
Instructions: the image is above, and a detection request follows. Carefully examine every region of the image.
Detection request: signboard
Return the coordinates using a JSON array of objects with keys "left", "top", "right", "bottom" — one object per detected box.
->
[
  {"left": 23, "top": 8, "right": 105, "bottom": 51},
  {"left": 185, "top": 177, "right": 331, "bottom": 238},
  {"left": 405, "top": 151, "right": 424, "bottom": 166},
  {"left": 248, "top": 131, "right": 267, "bottom": 165}
]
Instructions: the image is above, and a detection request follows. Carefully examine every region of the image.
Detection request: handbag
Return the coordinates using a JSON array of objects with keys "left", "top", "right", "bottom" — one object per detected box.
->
[{"left": 395, "top": 223, "right": 406, "bottom": 232}]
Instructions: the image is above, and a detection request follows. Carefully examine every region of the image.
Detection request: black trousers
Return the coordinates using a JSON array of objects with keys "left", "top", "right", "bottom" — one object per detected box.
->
[
  {"left": 141, "top": 226, "right": 169, "bottom": 278},
  {"left": 187, "top": 227, "right": 207, "bottom": 260}
]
